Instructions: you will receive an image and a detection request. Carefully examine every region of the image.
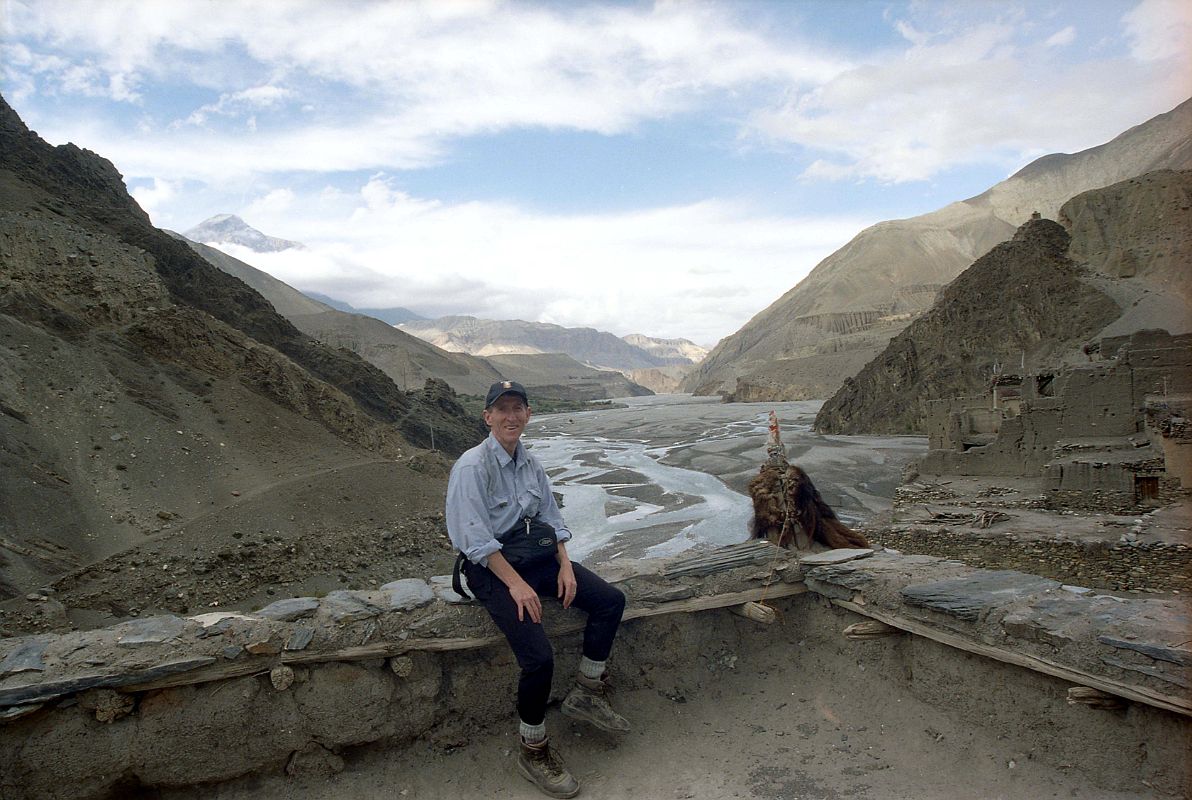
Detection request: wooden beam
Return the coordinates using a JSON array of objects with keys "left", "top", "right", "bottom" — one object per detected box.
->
[{"left": 830, "top": 598, "right": 1192, "bottom": 719}]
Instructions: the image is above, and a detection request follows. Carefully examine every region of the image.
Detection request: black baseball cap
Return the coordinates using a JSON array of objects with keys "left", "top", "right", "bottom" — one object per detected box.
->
[{"left": 485, "top": 380, "right": 529, "bottom": 409}]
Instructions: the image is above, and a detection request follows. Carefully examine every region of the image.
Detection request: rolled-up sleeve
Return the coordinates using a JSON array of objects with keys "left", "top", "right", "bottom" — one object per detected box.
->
[
  {"left": 534, "top": 464, "right": 572, "bottom": 545},
  {"left": 446, "top": 462, "right": 503, "bottom": 566}
]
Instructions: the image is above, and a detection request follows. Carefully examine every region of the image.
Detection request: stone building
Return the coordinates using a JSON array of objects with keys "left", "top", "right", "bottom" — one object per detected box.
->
[{"left": 919, "top": 330, "right": 1192, "bottom": 505}]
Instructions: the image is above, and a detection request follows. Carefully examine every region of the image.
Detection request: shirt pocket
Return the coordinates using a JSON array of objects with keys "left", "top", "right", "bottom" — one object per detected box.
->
[
  {"left": 521, "top": 485, "right": 542, "bottom": 518},
  {"left": 487, "top": 493, "right": 512, "bottom": 513}
]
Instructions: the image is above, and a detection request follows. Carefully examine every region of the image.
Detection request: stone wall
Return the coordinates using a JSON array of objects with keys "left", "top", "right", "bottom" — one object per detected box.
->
[{"left": 2, "top": 547, "right": 1189, "bottom": 799}]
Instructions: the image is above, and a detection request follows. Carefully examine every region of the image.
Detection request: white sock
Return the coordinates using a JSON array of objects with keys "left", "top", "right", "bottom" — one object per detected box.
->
[
  {"left": 519, "top": 720, "right": 546, "bottom": 743},
  {"left": 578, "top": 656, "right": 605, "bottom": 680}
]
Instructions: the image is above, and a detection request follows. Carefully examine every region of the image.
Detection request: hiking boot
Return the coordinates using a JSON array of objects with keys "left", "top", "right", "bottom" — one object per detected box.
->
[
  {"left": 517, "top": 737, "right": 580, "bottom": 799},
  {"left": 561, "top": 672, "right": 631, "bottom": 732}
]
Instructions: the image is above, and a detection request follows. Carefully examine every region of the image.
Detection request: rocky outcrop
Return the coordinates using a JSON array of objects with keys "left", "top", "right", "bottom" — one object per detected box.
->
[
  {"left": 683, "top": 98, "right": 1192, "bottom": 399},
  {"left": 0, "top": 95, "right": 482, "bottom": 455},
  {"left": 815, "top": 171, "right": 1192, "bottom": 435},
  {"left": 621, "top": 333, "right": 707, "bottom": 364},
  {"left": 0, "top": 94, "right": 484, "bottom": 605},
  {"left": 628, "top": 365, "right": 693, "bottom": 394}
]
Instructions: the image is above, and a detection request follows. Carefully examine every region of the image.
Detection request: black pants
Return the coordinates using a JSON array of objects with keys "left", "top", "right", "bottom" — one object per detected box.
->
[{"left": 464, "top": 558, "right": 626, "bottom": 726}]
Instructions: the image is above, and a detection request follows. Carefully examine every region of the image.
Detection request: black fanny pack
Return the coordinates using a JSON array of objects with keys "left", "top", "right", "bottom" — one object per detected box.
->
[
  {"left": 452, "top": 516, "right": 559, "bottom": 599},
  {"left": 498, "top": 516, "right": 559, "bottom": 566}
]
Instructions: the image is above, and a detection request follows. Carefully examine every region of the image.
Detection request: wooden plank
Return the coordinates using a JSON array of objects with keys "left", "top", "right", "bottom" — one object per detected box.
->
[
  {"left": 830, "top": 598, "right": 1192, "bottom": 718},
  {"left": 119, "top": 583, "right": 809, "bottom": 695}
]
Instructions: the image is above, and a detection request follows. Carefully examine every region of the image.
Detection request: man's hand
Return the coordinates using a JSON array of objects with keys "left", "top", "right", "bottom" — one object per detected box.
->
[
  {"left": 487, "top": 551, "right": 542, "bottom": 623},
  {"left": 508, "top": 577, "right": 543, "bottom": 623},
  {"left": 556, "top": 542, "right": 577, "bottom": 609}
]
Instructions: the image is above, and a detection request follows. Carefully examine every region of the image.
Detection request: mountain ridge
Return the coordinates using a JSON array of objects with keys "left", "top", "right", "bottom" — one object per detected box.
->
[
  {"left": 814, "top": 170, "right": 1192, "bottom": 434},
  {"left": 683, "top": 97, "right": 1192, "bottom": 400},
  {"left": 400, "top": 315, "right": 703, "bottom": 374}
]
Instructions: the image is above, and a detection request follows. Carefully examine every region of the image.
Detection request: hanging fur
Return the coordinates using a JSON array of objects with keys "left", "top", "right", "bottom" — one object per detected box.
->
[{"left": 748, "top": 464, "right": 869, "bottom": 550}]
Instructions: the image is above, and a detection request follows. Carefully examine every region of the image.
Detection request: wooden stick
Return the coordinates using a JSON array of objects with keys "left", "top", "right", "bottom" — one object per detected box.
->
[
  {"left": 730, "top": 601, "right": 777, "bottom": 625},
  {"left": 830, "top": 598, "right": 1191, "bottom": 718},
  {"left": 843, "top": 620, "right": 901, "bottom": 640},
  {"left": 1067, "top": 686, "right": 1127, "bottom": 710}
]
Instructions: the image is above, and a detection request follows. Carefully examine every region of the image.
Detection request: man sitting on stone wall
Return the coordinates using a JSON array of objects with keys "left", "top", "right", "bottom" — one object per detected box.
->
[{"left": 446, "top": 380, "right": 629, "bottom": 798}]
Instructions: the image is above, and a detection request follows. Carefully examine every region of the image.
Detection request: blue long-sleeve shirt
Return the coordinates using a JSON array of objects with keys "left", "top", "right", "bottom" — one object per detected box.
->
[{"left": 445, "top": 433, "right": 572, "bottom": 567}]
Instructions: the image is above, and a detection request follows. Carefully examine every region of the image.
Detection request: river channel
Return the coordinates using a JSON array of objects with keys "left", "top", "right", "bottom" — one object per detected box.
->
[{"left": 523, "top": 394, "right": 926, "bottom": 564}]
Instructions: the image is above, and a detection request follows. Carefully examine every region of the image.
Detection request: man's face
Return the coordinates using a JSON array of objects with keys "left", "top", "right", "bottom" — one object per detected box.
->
[{"left": 483, "top": 394, "right": 531, "bottom": 452}]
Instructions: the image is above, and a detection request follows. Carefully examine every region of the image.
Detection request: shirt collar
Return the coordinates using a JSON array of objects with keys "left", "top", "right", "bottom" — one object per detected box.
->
[{"left": 485, "top": 432, "right": 525, "bottom": 466}]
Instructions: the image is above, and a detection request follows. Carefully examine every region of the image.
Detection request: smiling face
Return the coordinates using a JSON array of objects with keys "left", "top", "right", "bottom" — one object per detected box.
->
[{"left": 483, "top": 393, "right": 531, "bottom": 455}]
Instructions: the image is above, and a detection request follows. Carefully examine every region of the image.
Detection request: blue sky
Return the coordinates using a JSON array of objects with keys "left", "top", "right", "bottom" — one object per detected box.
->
[{"left": 4, "top": 0, "right": 1190, "bottom": 346}]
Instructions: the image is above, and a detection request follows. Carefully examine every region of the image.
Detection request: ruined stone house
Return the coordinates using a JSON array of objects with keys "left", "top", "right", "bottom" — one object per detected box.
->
[{"left": 919, "top": 330, "right": 1192, "bottom": 506}]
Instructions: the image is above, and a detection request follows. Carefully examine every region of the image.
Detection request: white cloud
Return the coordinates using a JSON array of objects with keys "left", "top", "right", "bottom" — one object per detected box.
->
[
  {"left": 1045, "top": 26, "right": 1077, "bottom": 47},
  {"left": 9, "top": 0, "right": 845, "bottom": 177},
  {"left": 182, "top": 84, "right": 295, "bottom": 127},
  {"left": 242, "top": 188, "right": 295, "bottom": 219},
  {"left": 12, "top": 1, "right": 1187, "bottom": 188},
  {"left": 748, "top": 7, "right": 1190, "bottom": 183},
  {"left": 129, "top": 177, "right": 176, "bottom": 216},
  {"left": 1123, "top": 0, "right": 1192, "bottom": 61},
  {"left": 213, "top": 179, "right": 871, "bottom": 346}
]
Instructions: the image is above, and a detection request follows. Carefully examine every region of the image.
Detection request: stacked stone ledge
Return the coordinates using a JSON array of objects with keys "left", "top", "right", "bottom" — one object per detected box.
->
[{"left": 1, "top": 543, "right": 1189, "bottom": 799}]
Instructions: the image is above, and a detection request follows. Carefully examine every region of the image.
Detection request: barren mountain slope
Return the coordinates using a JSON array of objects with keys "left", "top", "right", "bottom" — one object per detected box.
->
[
  {"left": 179, "top": 236, "right": 504, "bottom": 396},
  {"left": 176, "top": 237, "right": 332, "bottom": 318},
  {"left": 401, "top": 315, "right": 686, "bottom": 371},
  {"left": 0, "top": 96, "right": 481, "bottom": 632},
  {"left": 484, "top": 352, "right": 654, "bottom": 400},
  {"left": 814, "top": 170, "right": 1192, "bottom": 435},
  {"left": 289, "top": 310, "right": 504, "bottom": 395},
  {"left": 685, "top": 98, "right": 1192, "bottom": 399}
]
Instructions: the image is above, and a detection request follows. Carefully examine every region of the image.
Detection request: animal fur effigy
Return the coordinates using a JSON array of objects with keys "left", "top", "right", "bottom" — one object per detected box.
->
[{"left": 747, "top": 465, "right": 870, "bottom": 551}]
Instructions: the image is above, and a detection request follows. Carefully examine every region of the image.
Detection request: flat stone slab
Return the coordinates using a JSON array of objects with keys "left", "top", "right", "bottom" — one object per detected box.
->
[
  {"left": 286, "top": 627, "right": 315, "bottom": 652},
  {"left": 429, "top": 575, "right": 470, "bottom": 604},
  {"left": 901, "top": 571, "right": 1060, "bottom": 621},
  {"left": 1101, "top": 656, "right": 1191, "bottom": 689},
  {"left": 1097, "top": 636, "right": 1192, "bottom": 667},
  {"left": 114, "top": 615, "right": 188, "bottom": 648},
  {"left": 0, "top": 656, "right": 215, "bottom": 706},
  {"left": 798, "top": 548, "right": 874, "bottom": 566},
  {"left": 380, "top": 579, "right": 435, "bottom": 611},
  {"left": 0, "top": 637, "right": 50, "bottom": 676},
  {"left": 256, "top": 597, "right": 320, "bottom": 622},
  {"left": 319, "top": 591, "right": 385, "bottom": 623},
  {"left": 190, "top": 612, "right": 255, "bottom": 628}
]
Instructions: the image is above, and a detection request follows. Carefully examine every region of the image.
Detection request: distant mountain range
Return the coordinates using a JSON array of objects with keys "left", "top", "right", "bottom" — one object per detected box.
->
[
  {"left": 176, "top": 240, "right": 651, "bottom": 400},
  {"left": 399, "top": 315, "right": 707, "bottom": 377},
  {"left": 683, "top": 97, "right": 1192, "bottom": 401},
  {"left": 180, "top": 216, "right": 696, "bottom": 393},
  {"left": 184, "top": 213, "right": 302, "bottom": 252},
  {"left": 302, "top": 292, "right": 425, "bottom": 326}
]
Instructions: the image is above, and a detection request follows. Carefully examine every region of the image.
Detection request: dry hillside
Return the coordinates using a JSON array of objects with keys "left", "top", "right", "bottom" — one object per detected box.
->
[
  {"left": 814, "top": 170, "right": 1192, "bottom": 434},
  {"left": 0, "top": 95, "right": 481, "bottom": 634},
  {"left": 684, "top": 98, "right": 1192, "bottom": 400}
]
